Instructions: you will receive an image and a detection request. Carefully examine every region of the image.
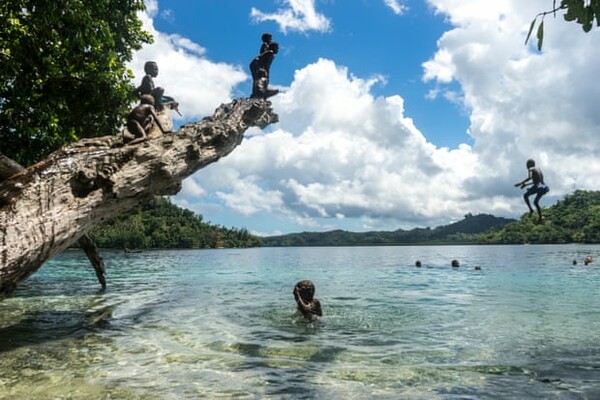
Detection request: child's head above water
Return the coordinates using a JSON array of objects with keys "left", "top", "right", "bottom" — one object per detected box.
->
[
  {"left": 293, "top": 279, "right": 322, "bottom": 319},
  {"left": 294, "top": 280, "right": 316, "bottom": 301}
]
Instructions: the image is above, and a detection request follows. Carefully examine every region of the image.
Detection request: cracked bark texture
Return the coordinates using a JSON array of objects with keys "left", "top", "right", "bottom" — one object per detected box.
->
[{"left": 0, "top": 98, "right": 278, "bottom": 300}]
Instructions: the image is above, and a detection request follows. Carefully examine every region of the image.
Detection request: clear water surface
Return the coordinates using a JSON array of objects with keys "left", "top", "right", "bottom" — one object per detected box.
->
[{"left": 1, "top": 245, "right": 600, "bottom": 399}]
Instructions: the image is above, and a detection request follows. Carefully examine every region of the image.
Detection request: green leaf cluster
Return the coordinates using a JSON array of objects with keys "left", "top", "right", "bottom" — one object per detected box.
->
[
  {"left": 527, "top": 0, "right": 600, "bottom": 50},
  {"left": 0, "top": 0, "right": 152, "bottom": 166},
  {"left": 562, "top": 0, "right": 600, "bottom": 32},
  {"left": 89, "top": 197, "right": 263, "bottom": 249}
]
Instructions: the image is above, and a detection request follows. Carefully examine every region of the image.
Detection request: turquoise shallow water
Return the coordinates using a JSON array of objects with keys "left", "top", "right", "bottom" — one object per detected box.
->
[{"left": 1, "top": 245, "right": 600, "bottom": 399}]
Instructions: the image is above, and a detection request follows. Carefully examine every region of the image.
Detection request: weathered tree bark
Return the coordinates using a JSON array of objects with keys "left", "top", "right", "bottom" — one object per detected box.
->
[
  {"left": 1, "top": 153, "right": 109, "bottom": 290},
  {"left": 0, "top": 98, "right": 278, "bottom": 300}
]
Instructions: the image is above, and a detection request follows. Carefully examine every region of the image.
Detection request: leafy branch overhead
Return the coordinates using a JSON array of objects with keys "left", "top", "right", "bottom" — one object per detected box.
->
[
  {"left": 526, "top": 0, "right": 600, "bottom": 50},
  {"left": 0, "top": 1, "right": 152, "bottom": 166}
]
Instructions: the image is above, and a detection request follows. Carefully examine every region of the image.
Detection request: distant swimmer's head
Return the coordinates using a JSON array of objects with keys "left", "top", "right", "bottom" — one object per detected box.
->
[
  {"left": 451, "top": 259, "right": 460, "bottom": 268},
  {"left": 526, "top": 159, "right": 535, "bottom": 169},
  {"left": 474, "top": 265, "right": 481, "bottom": 270},
  {"left": 415, "top": 260, "right": 422, "bottom": 267}
]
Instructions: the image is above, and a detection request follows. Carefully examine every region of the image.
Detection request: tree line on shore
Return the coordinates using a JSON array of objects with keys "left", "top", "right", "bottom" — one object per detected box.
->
[
  {"left": 88, "top": 197, "right": 261, "bottom": 249},
  {"left": 89, "top": 190, "right": 600, "bottom": 249},
  {"left": 264, "top": 191, "right": 600, "bottom": 246}
]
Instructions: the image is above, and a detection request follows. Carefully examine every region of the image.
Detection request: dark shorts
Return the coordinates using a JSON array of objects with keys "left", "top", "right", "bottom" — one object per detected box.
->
[{"left": 526, "top": 184, "right": 549, "bottom": 197}]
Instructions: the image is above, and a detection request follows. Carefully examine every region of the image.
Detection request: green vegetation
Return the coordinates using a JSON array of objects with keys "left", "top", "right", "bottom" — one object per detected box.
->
[
  {"left": 527, "top": 0, "right": 600, "bottom": 50},
  {"left": 88, "top": 190, "right": 600, "bottom": 249},
  {"left": 263, "top": 191, "right": 600, "bottom": 246},
  {"left": 89, "top": 197, "right": 262, "bottom": 249},
  {"left": 0, "top": 0, "right": 151, "bottom": 166},
  {"left": 262, "top": 213, "right": 515, "bottom": 247},
  {"left": 478, "top": 190, "right": 600, "bottom": 244}
]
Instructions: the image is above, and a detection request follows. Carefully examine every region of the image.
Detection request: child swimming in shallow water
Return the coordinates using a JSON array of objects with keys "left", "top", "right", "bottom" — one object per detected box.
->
[{"left": 293, "top": 280, "right": 322, "bottom": 320}]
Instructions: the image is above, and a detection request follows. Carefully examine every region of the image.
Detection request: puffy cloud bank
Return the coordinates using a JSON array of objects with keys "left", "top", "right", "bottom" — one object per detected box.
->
[
  {"left": 423, "top": 0, "right": 600, "bottom": 196},
  {"left": 184, "top": 58, "right": 490, "bottom": 230}
]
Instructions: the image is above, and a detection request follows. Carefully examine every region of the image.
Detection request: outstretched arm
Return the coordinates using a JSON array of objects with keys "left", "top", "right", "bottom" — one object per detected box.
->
[{"left": 515, "top": 170, "right": 532, "bottom": 188}]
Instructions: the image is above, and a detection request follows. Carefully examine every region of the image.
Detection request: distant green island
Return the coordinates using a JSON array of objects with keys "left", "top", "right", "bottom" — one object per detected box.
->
[{"left": 89, "top": 190, "right": 600, "bottom": 249}]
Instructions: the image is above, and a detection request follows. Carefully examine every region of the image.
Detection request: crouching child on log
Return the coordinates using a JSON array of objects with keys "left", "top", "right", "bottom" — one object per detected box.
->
[{"left": 124, "top": 94, "right": 170, "bottom": 145}]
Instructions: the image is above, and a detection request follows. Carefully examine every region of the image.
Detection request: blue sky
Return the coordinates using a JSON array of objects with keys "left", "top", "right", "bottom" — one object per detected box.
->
[
  {"left": 130, "top": 0, "right": 600, "bottom": 236},
  {"left": 150, "top": 0, "right": 466, "bottom": 147}
]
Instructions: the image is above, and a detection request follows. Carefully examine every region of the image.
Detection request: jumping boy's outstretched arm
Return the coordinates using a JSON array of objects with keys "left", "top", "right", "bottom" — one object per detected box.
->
[{"left": 515, "top": 170, "right": 532, "bottom": 188}]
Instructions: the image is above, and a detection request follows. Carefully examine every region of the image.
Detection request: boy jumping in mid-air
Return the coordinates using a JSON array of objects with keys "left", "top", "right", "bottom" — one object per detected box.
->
[{"left": 514, "top": 158, "right": 549, "bottom": 224}]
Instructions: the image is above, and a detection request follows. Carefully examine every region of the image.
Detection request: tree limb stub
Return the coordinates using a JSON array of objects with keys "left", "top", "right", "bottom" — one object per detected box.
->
[
  {"left": 0, "top": 153, "right": 25, "bottom": 182},
  {"left": 78, "top": 233, "right": 107, "bottom": 290},
  {"left": 0, "top": 98, "right": 278, "bottom": 300}
]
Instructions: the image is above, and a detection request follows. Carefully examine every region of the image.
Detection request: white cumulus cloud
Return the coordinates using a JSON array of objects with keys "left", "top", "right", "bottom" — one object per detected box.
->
[
  {"left": 183, "top": 59, "right": 485, "bottom": 230},
  {"left": 384, "top": 0, "right": 408, "bottom": 15},
  {"left": 424, "top": 0, "right": 600, "bottom": 197},
  {"left": 251, "top": 0, "right": 332, "bottom": 34}
]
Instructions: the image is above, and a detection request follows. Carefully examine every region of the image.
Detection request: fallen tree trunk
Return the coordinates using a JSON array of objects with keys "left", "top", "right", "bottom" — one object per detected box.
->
[
  {"left": 1, "top": 153, "right": 109, "bottom": 290},
  {"left": 0, "top": 98, "right": 278, "bottom": 300}
]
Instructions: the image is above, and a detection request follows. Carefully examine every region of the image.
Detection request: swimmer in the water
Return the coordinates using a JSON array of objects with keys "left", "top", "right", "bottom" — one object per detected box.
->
[{"left": 293, "top": 280, "right": 322, "bottom": 319}]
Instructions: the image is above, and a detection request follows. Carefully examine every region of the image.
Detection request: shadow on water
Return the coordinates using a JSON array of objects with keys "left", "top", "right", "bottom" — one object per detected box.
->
[
  {"left": 0, "top": 305, "right": 115, "bottom": 353},
  {"left": 229, "top": 338, "right": 346, "bottom": 399},
  {"left": 9, "top": 286, "right": 107, "bottom": 299},
  {"left": 207, "top": 308, "right": 347, "bottom": 399},
  {"left": 433, "top": 347, "right": 600, "bottom": 399}
]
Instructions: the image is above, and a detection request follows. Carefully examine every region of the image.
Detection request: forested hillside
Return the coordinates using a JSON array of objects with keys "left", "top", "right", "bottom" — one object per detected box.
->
[
  {"left": 478, "top": 190, "right": 600, "bottom": 244},
  {"left": 89, "top": 197, "right": 261, "bottom": 249},
  {"left": 262, "top": 213, "right": 515, "bottom": 247},
  {"left": 88, "top": 190, "right": 600, "bottom": 249},
  {"left": 264, "top": 191, "right": 600, "bottom": 246}
]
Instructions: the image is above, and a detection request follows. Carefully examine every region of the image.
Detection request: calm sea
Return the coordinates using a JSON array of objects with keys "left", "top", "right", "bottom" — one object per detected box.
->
[{"left": 1, "top": 245, "right": 600, "bottom": 399}]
